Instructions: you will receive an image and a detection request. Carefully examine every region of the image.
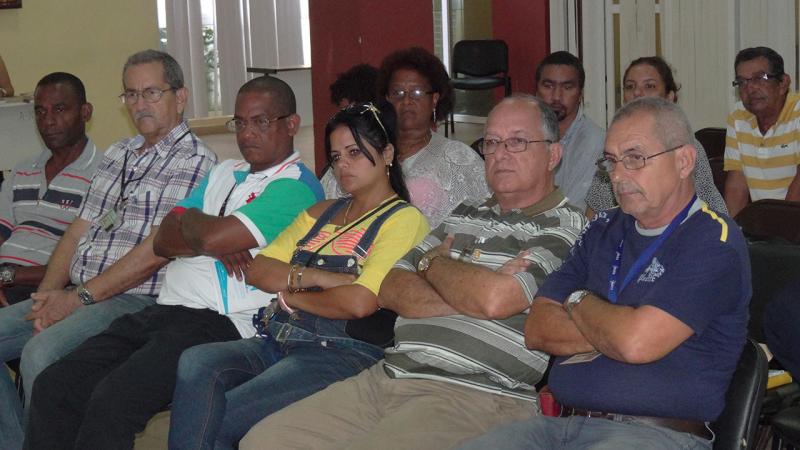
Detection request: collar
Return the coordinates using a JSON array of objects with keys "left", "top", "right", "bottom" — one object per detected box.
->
[
  {"left": 233, "top": 150, "right": 301, "bottom": 184},
  {"left": 484, "top": 188, "right": 568, "bottom": 217},
  {"left": 31, "top": 138, "right": 97, "bottom": 171},
  {"left": 634, "top": 197, "right": 704, "bottom": 236},
  {"left": 126, "top": 121, "right": 191, "bottom": 158},
  {"left": 559, "top": 103, "right": 585, "bottom": 146}
]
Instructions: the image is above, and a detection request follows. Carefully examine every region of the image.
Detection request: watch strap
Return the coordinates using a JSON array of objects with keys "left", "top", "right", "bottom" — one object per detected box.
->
[{"left": 76, "top": 284, "right": 96, "bottom": 305}]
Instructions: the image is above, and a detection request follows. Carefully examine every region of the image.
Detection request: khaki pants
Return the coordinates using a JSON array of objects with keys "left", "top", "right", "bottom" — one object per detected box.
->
[{"left": 240, "top": 362, "right": 537, "bottom": 450}]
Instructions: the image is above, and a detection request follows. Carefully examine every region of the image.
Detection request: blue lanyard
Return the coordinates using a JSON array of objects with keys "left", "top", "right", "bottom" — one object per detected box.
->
[{"left": 607, "top": 195, "right": 696, "bottom": 303}]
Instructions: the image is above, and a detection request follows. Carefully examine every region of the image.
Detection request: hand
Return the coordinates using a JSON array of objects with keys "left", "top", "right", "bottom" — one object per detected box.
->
[
  {"left": 26, "top": 289, "right": 81, "bottom": 333},
  {"left": 217, "top": 250, "right": 254, "bottom": 281},
  {"left": 0, "top": 289, "right": 8, "bottom": 307},
  {"left": 496, "top": 250, "right": 532, "bottom": 275},
  {"left": 431, "top": 234, "right": 455, "bottom": 259}
]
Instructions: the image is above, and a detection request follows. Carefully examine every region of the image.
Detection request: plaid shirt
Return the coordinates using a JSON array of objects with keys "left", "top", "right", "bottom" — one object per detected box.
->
[{"left": 70, "top": 122, "right": 217, "bottom": 295}]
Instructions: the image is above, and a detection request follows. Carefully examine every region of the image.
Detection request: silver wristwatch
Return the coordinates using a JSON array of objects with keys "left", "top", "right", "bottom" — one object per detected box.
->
[
  {"left": 564, "top": 289, "right": 591, "bottom": 315},
  {"left": 0, "top": 264, "right": 16, "bottom": 285},
  {"left": 76, "top": 284, "right": 96, "bottom": 305}
]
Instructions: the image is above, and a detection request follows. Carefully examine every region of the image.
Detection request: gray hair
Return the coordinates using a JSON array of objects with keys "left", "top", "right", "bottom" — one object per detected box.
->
[
  {"left": 123, "top": 49, "right": 184, "bottom": 89},
  {"left": 496, "top": 93, "right": 560, "bottom": 142},
  {"left": 612, "top": 96, "right": 693, "bottom": 149}
]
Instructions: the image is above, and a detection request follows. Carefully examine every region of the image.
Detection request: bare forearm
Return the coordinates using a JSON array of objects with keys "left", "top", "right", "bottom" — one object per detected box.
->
[
  {"left": 245, "top": 255, "right": 290, "bottom": 293},
  {"left": 153, "top": 212, "right": 194, "bottom": 258},
  {"left": 569, "top": 296, "right": 641, "bottom": 362},
  {"left": 378, "top": 269, "right": 457, "bottom": 318},
  {"left": 724, "top": 171, "right": 750, "bottom": 218},
  {"left": 426, "top": 257, "right": 528, "bottom": 319},
  {"left": 785, "top": 170, "right": 800, "bottom": 202},
  {"left": 37, "top": 219, "right": 89, "bottom": 291},
  {"left": 84, "top": 231, "right": 169, "bottom": 301},
  {"left": 525, "top": 299, "right": 594, "bottom": 355},
  {"left": 285, "top": 284, "right": 377, "bottom": 319},
  {"left": 9, "top": 265, "right": 48, "bottom": 287}
]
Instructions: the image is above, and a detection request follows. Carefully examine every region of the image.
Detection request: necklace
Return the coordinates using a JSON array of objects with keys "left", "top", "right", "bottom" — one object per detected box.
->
[{"left": 336, "top": 200, "right": 354, "bottom": 231}]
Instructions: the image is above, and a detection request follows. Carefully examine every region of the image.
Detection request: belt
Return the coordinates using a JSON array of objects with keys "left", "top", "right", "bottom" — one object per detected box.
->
[{"left": 561, "top": 407, "right": 713, "bottom": 441}]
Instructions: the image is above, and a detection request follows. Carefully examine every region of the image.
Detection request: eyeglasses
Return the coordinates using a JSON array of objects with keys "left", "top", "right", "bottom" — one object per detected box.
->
[
  {"left": 226, "top": 114, "right": 291, "bottom": 133},
  {"left": 387, "top": 88, "right": 434, "bottom": 101},
  {"left": 596, "top": 144, "right": 685, "bottom": 172},
  {"left": 119, "top": 87, "right": 176, "bottom": 104},
  {"left": 338, "top": 102, "right": 389, "bottom": 141},
  {"left": 479, "top": 137, "right": 552, "bottom": 155},
  {"left": 732, "top": 73, "right": 781, "bottom": 88}
]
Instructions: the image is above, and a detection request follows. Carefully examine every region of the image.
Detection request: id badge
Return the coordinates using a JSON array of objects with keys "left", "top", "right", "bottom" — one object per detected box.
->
[
  {"left": 98, "top": 209, "right": 119, "bottom": 232},
  {"left": 560, "top": 351, "right": 602, "bottom": 365}
]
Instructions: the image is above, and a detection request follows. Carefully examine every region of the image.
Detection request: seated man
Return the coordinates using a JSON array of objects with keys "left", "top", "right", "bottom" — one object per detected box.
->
[
  {"left": 725, "top": 46, "right": 800, "bottom": 217},
  {"left": 535, "top": 51, "right": 604, "bottom": 212},
  {"left": 461, "top": 97, "right": 750, "bottom": 450},
  {"left": 24, "top": 76, "right": 323, "bottom": 450},
  {"left": 239, "top": 95, "right": 587, "bottom": 450},
  {"left": 1, "top": 72, "right": 101, "bottom": 306},
  {"left": 764, "top": 279, "right": 800, "bottom": 378},
  {"left": 0, "top": 49, "right": 215, "bottom": 450}
]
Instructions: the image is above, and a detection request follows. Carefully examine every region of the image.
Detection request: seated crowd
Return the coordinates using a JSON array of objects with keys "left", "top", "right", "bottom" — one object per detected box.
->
[{"left": 0, "top": 43, "right": 796, "bottom": 450}]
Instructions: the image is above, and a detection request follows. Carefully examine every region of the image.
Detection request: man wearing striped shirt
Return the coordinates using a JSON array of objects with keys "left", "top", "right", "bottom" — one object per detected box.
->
[
  {"left": 724, "top": 46, "right": 800, "bottom": 217},
  {"left": 0, "top": 49, "right": 215, "bottom": 450},
  {"left": 239, "top": 95, "right": 587, "bottom": 450},
  {"left": 0, "top": 73, "right": 101, "bottom": 307}
]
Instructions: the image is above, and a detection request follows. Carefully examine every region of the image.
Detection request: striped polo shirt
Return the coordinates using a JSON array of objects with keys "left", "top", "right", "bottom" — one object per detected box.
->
[
  {"left": 724, "top": 92, "right": 800, "bottom": 200},
  {"left": 0, "top": 139, "right": 101, "bottom": 266},
  {"left": 384, "top": 190, "right": 587, "bottom": 400},
  {"left": 70, "top": 122, "right": 216, "bottom": 296}
]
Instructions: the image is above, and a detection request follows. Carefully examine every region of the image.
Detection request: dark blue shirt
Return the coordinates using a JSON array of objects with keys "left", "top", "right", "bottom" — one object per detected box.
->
[{"left": 540, "top": 201, "right": 750, "bottom": 421}]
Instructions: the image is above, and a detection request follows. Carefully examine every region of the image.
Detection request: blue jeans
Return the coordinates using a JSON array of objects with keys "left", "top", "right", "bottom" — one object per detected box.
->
[
  {"left": 457, "top": 415, "right": 713, "bottom": 450},
  {"left": 168, "top": 313, "right": 384, "bottom": 450},
  {"left": 0, "top": 294, "right": 155, "bottom": 450}
]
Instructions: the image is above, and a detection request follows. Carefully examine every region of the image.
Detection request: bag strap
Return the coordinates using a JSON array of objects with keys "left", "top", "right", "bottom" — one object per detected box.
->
[{"left": 352, "top": 201, "right": 410, "bottom": 260}]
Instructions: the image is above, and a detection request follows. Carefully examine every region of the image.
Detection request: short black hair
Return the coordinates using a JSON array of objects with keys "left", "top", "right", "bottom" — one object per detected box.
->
[
  {"left": 35, "top": 72, "right": 87, "bottom": 103},
  {"left": 377, "top": 47, "right": 454, "bottom": 120},
  {"left": 238, "top": 75, "right": 297, "bottom": 115},
  {"left": 534, "top": 51, "right": 586, "bottom": 90},
  {"left": 735, "top": 46, "right": 785, "bottom": 76},
  {"left": 330, "top": 64, "right": 379, "bottom": 106}
]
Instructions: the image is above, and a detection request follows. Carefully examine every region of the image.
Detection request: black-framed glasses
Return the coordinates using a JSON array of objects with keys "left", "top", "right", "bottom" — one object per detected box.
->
[
  {"left": 732, "top": 73, "right": 781, "bottom": 88},
  {"left": 226, "top": 114, "right": 291, "bottom": 134},
  {"left": 387, "top": 88, "right": 434, "bottom": 101},
  {"left": 596, "top": 144, "right": 686, "bottom": 172},
  {"left": 118, "top": 87, "right": 176, "bottom": 104},
  {"left": 479, "top": 137, "right": 552, "bottom": 155}
]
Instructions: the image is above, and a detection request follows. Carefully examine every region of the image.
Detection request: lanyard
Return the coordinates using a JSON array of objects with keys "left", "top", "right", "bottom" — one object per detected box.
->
[
  {"left": 118, "top": 130, "right": 191, "bottom": 207},
  {"left": 607, "top": 195, "right": 696, "bottom": 303},
  {"left": 217, "top": 155, "right": 302, "bottom": 217}
]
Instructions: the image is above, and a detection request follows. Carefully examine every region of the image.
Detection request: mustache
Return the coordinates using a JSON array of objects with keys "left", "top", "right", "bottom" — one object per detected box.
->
[
  {"left": 134, "top": 111, "right": 154, "bottom": 121},
  {"left": 612, "top": 181, "right": 642, "bottom": 197}
]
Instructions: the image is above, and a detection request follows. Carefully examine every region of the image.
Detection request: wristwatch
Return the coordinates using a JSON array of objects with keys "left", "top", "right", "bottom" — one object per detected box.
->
[
  {"left": 76, "top": 284, "right": 96, "bottom": 305},
  {"left": 417, "top": 251, "right": 441, "bottom": 276},
  {"left": 564, "top": 289, "right": 591, "bottom": 316},
  {"left": 0, "top": 264, "right": 16, "bottom": 286}
]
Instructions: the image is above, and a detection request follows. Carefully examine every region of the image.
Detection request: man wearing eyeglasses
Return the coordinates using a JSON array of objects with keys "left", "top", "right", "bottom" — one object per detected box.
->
[
  {"left": 724, "top": 46, "right": 800, "bottom": 217},
  {"left": 0, "top": 49, "right": 215, "bottom": 450},
  {"left": 461, "top": 97, "right": 749, "bottom": 450},
  {"left": 534, "top": 51, "right": 605, "bottom": 212},
  {"left": 238, "top": 94, "right": 587, "bottom": 450},
  {"left": 24, "top": 75, "right": 323, "bottom": 450}
]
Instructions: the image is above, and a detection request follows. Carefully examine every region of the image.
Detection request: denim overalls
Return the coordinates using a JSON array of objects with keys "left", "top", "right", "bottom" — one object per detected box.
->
[{"left": 253, "top": 197, "right": 408, "bottom": 357}]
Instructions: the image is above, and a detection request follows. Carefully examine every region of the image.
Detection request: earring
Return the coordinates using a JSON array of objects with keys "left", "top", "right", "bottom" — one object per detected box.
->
[
  {"left": 433, "top": 108, "right": 437, "bottom": 124},
  {"left": 386, "top": 165, "right": 391, "bottom": 177}
]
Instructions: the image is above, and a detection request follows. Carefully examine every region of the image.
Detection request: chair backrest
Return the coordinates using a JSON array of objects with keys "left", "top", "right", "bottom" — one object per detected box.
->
[
  {"left": 708, "top": 156, "right": 727, "bottom": 196},
  {"left": 735, "top": 199, "right": 800, "bottom": 244},
  {"left": 452, "top": 39, "right": 509, "bottom": 78},
  {"left": 695, "top": 127, "right": 726, "bottom": 159},
  {"left": 712, "top": 338, "right": 768, "bottom": 450}
]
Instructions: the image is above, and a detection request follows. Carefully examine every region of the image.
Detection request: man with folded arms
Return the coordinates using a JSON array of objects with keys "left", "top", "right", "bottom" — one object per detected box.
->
[
  {"left": 462, "top": 97, "right": 750, "bottom": 450},
  {"left": 239, "top": 94, "right": 587, "bottom": 450},
  {"left": 0, "top": 49, "right": 215, "bottom": 450},
  {"left": 24, "top": 75, "right": 322, "bottom": 450}
]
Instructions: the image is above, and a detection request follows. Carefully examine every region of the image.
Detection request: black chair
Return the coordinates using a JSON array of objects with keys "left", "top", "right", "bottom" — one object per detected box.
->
[
  {"left": 712, "top": 338, "right": 768, "bottom": 449},
  {"left": 695, "top": 127, "right": 727, "bottom": 159},
  {"left": 448, "top": 39, "right": 511, "bottom": 137},
  {"left": 772, "top": 406, "right": 800, "bottom": 449},
  {"left": 708, "top": 156, "right": 727, "bottom": 198},
  {"left": 735, "top": 200, "right": 800, "bottom": 244}
]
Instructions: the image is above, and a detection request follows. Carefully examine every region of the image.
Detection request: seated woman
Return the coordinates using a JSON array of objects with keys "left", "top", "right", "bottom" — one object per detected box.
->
[
  {"left": 585, "top": 56, "right": 727, "bottom": 215},
  {"left": 321, "top": 47, "right": 489, "bottom": 228},
  {"left": 167, "top": 101, "right": 430, "bottom": 450}
]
